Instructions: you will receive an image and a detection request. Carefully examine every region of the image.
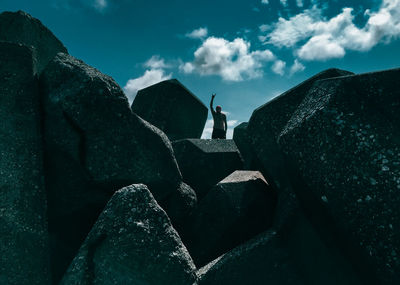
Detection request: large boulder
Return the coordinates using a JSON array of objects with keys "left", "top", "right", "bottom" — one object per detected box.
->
[
  {"left": 172, "top": 139, "right": 244, "bottom": 199},
  {"left": 278, "top": 68, "right": 400, "bottom": 284},
  {"left": 0, "top": 42, "right": 50, "bottom": 284},
  {"left": 0, "top": 10, "right": 68, "bottom": 73},
  {"left": 232, "top": 122, "right": 257, "bottom": 169},
  {"left": 60, "top": 184, "right": 198, "bottom": 285},
  {"left": 40, "top": 53, "right": 182, "bottom": 282},
  {"left": 183, "top": 171, "right": 277, "bottom": 267},
  {"left": 132, "top": 79, "right": 208, "bottom": 140},
  {"left": 247, "top": 68, "right": 353, "bottom": 228}
]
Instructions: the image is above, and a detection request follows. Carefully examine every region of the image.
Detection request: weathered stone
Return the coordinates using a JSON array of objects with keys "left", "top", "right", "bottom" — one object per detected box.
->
[
  {"left": 278, "top": 68, "right": 400, "bottom": 284},
  {"left": 132, "top": 79, "right": 208, "bottom": 140},
  {"left": 247, "top": 68, "right": 353, "bottom": 228},
  {"left": 172, "top": 139, "right": 244, "bottom": 199},
  {"left": 0, "top": 42, "right": 50, "bottom": 284},
  {"left": 232, "top": 122, "right": 257, "bottom": 169},
  {"left": 160, "top": 182, "right": 198, "bottom": 231},
  {"left": 183, "top": 171, "right": 276, "bottom": 267},
  {"left": 60, "top": 184, "right": 198, "bottom": 285},
  {"left": 40, "top": 53, "right": 182, "bottom": 282},
  {"left": 0, "top": 10, "right": 68, "bottom": 73},
  {"left": 198, "top": 231, "right": 302, "bottom": 285}
]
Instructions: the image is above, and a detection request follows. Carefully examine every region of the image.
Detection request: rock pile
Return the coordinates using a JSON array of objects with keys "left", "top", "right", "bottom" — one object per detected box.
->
[{"left": 1, "top": 9, "right": 400, "bottom": 285}]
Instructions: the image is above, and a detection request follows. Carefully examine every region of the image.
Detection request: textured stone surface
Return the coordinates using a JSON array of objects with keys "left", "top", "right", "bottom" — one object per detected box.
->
[
  {"left": 0, "top": 42, "right": 50, "bottom": 284},
  {"left": 40, "top": 52, "right": 182, "bottom": 282},
  {"left": 0, "top": 10, "right": 67, "bottom": 73},
  {"left": 198, "top": 231, "right": 302, "bottom": 285},
  {"left": 132, "top": 79, "right": 208, "bottom": 140},
  {"left": 247, "top": 68, "right": 353, "bottom": 228},
  {"left": 232, "top": 122, "right": 256, "bottom": 169},
  {"left": 183, "top": 171, "right": 276, "bottom": 267},
  {"left": 278, "top": 68, "right": 400, "bottom": 284},
  {"left": 60, "top": 184, "right": 198, "bottom": 285},
  {"left": 172, "top": 139, "right": 244, "bottom": 199}
]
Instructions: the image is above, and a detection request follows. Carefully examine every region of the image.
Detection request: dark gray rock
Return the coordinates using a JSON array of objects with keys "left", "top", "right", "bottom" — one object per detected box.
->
[
  {"left": 160, "top": 182, "right": 198, "bottom": 231},
  {"left": 278, "top": 68, "right": 400, "bottom": 285},
  {"left": 0, "top": 42, "right": 50, "bottom": 284},
  {"left": 0, "top": 10, "right": 68, "bottom": 73},
  {"left": 198, "top": 231, "right": 302, "bottom": 285},
  {"left": 132, "top": 79, "right": 208, "bottom": 140},
  {"left": 183, "top": 171, "right": 276, "bottom": 267},
  {"left": 172, "top": 139, "right": 244, "bottom": 199},
  {"left": 40, "top": 53, "right": 182, "bottom": 282},
  {"left": 247, "top": 68, "right": 353, "bottom": 228},
  {"left": 232, "top": 122, "right": 256, "bottom": 169},
  {"left": 60, "top": 184, "right": 198, "bottom": 285}
]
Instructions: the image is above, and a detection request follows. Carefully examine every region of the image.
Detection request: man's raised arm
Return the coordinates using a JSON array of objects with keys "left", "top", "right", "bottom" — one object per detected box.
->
[{"left": 210, "top": 93, "right": 216, "bottom": 114}]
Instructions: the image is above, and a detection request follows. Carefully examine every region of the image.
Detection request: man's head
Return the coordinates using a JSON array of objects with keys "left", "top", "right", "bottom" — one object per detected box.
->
[{"left": 216, "top": 105, "right": 222, "bottom": 113}]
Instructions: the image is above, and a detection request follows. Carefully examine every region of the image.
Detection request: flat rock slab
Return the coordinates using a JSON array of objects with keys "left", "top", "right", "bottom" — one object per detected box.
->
[
  {"left": 0, "top": 42, "right": 50, "bottom": 284},
  {"left": 0, "top": 10, "right": 68, "bottom": 73},
  {"left": 278, "top": 68, "right": 400, "bottom": 284},
  {"left": 172, "top": 139, "right": 244, "bottom": 199},
  {"left": 183, "top": 171, "right": 276, "bottom": 267},
  {"left": 60, "top": 184, "right": 197, "bottom": 285},
  {"left": 132, "top": 79, "right": 208, "bottom": 140},
  {"left": 198, "top": 231, "right": 303, "bottom": 285},
  {"left": 40, "top": 52, "right": 182, "bottom": 282}
]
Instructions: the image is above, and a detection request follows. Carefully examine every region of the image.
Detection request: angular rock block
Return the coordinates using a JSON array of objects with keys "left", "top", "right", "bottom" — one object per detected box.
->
[
  {"left": 232, "top": 122, "right": 256, "bottom": 169},
  {"left": 60, "top": 184, "right": 198, "bottom": 285},
  {"left": 160, "top": 182, "right": 198, "bottom": 231},
  {"left": 132, "top": 79, "right": 208, "bottom": 140},
  {"left": 278, "top": 68, "right": 400, "bottom": 285},
  {"left": 247, "top": 68, "right": 353, "bottom": 228},
  {"left": 0, "top": 10, "right": 68, "bottom": 73},
  {"left": 0, "top": 42, "right": 50, "bottom": 284},
  {"left": 198, "top": 231, "right": 303, "bottom": 285},
  {"left": 40, "top": 53, "right": 182, "bottom": 282},
  {"left": 172, "top": 139, "right": 244, "bottom": 199},
  {"left": 183, "top": 171, "right": 277, "bottom": 267}
]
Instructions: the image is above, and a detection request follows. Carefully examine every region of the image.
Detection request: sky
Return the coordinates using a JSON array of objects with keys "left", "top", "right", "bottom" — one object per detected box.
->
[{"left": 2, "top": 0, "right": 400, "bottom": 138}]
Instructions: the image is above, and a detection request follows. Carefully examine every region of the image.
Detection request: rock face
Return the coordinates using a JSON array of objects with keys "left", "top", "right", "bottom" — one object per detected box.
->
[
  {"left": 132, "top": 79, "right": 208, "bottom": 140},
  {"left": 278, "top": 68, "right": 400, "bottom": 285},
  {"left": 60, "top": 184, "right": 198, "bottom": 285},
  {"left": 40, "top": 52, "right": 182, "bottom": 282},
  {"left": 0, "top": 42, "right": 50, "bottom": 284},
  {"left": 0, "top": 10, "right": 68, "bottom": 73},
  {"left": 247, "top": 68, "right": 353, "bottom": 228},
  {"left": 183, "top": 171, "right": 276, "bottom": 267},
  {"left": 232, "top": 122, "right": 256, "bottom": 169},
  {"left": 173, "top": 139, "right": 244, "bottom": 199},
  {"left": 198, "top": 231, "right": 303, "bottom": 285}
]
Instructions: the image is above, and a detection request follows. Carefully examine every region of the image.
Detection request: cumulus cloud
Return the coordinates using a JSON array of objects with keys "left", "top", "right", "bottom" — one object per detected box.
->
[
  {"left": 280, "top": 0, "right": 288, "bottom": 7},
  {"left": 271, "top": 60, "right": 286, "bottom": 75},
  {"left": 261, "top": 0, "right": 269, "bottom": 4},
  {"left": 180, "top": 37, "right": 275, "bottom": 81},
  {"left": 262, "top": 0, "right": 400, "bottom": 61},
  {"left": 201, "top": 118, "right": 238, "bottom": 139},
  {"left": 186, "top": 27, "right": 208, "bottom": 39},
  {"left": 296, "top": 0, "right": 304, "bottom": 8},
  {"left": 289, "top": 59, "right": 305, "bottom": 75},
  {"left": 123, "top": 56, "right": 172, "bottom": 104}
]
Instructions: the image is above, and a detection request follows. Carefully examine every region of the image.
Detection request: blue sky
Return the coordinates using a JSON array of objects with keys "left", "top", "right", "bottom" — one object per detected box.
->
[{"left": 2, "top": 0, "right": 400, "bottom": 138}]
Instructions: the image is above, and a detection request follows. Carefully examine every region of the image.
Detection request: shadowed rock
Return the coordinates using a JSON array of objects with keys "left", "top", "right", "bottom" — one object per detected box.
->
[
  {"left": 172, "top": 139, "right": 244, "bottom": 199},
  {"left": 132, "top": 79, "right": 208, "bottom": 140},
  {"left": 247, "top": 68, "right": 353, "bottom": 228},
  {"left": 278, "top": 68, "right": 400, "bottom": 285},
  {"left": 0, "top": 10, "right": 68, "bottom": 73},
  {"left": 40, "top": 52, "right": 182, "bottom": 282},
  {"left": 60, "top": 184, "right": 198, "bottom": 285},
  {"left": 183, "top": 171, "right": 276, "bottom": 267},
  {"left": 0, "top": 42, "right": 50, "bottom": 284},
  {"left": 232, "top": 122, "right": 257, "bottom": 169}
]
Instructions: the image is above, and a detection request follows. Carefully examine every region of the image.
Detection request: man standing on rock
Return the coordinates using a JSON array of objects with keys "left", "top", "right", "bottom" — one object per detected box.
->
[{"left": 210, "top": 93, "right": 227, "bottom": 139}]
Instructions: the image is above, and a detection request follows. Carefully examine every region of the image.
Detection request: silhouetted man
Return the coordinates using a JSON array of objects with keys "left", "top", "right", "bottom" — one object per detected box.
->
[{"left": 210, "top": 93, "right": 227, "bottom": 139}]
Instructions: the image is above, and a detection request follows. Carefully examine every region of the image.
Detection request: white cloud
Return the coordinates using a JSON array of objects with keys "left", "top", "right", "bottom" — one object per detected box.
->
[
  {"left": 201, "top": 119, "right": 238, "bottom": 139},
  {"left": 271, "top": 60, "right": 286, "bottom": 75},
  {"left": 180, "top": 37, "right": 275, "bottom": 81},
  {"left": 259, "top": 24, "right": 270, "bottom": 32},
  {"left": 289, "top": 59, "right": 305, "bottom": 75},
  {"left": 296, "top": 0, "right": 304, "bottom": 8},
  {"left": 123, "top": 57, "right": 172, "bottom": 104},
  {"left": 280, "top": 0, "right": 288, "bottom": 7},
  {"left": 186, "top": 27, "right": 208, "bottom": 39},
  {"left": 263, "top": 0, "right": 400, "bottom": 61},
  {"left": 93, "top": 0, "right": 107, "bottom": 11},
  {"left": 261, "top": 0, "right": 269, "bottom": 4}
]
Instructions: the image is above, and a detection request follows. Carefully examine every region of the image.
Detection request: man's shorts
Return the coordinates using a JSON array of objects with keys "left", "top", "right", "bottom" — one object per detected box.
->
[{"left": 212, "top": 128, "right": 226, "bottom": 139}]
